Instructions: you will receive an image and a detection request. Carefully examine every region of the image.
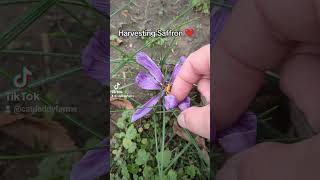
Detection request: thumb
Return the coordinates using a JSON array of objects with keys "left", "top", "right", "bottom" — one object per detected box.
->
[{"left": 177, "top": 105, "right": 210, "bottom": 139}]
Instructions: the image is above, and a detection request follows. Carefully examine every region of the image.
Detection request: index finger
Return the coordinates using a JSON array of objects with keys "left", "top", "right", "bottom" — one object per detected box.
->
[{"left": 171, "top": 44, "right": 210, "bottom": 102}]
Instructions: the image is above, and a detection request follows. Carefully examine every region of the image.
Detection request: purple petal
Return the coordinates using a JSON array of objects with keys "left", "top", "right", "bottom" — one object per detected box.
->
[
  {"left": 131, "top": 94, "right": 161, "bottom": 122},
  {"left": 179, "top": 56, "right": 187, "bottom": 64},
  {"left": 211, "top": 0, "right": 238, "bottom": 47},
  {"left": 136, "top": 52, "right": 164, "bottom": 84},
  {"left": 82, "top": 30, "right": 109, "bottom": 86},
  {"left": 217, "top": 112, "right": 257, "bottom": 154},
  {"left": 164, "top": 95, "right": 178, "bottom": 110},
  {"left": 211, "top": 8, "right": 228, "bottom": 47},
  {"left": 178, "top": 97, "right": 191, "bottom": 111},
  {"left": 171, "top": 56, "right": 186, "bottom": 82},
  {"left": 70, "top": 138, "right": 109, "bottom": 180},
  {"left": 90, "top": 0, "right": 109, "bottom": 16},
  {"left": 135, "top": 71, "right": 161, "bottom": 90}
]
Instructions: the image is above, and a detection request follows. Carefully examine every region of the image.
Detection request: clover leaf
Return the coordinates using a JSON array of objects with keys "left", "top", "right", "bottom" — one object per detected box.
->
[
  {"left": 126, "top": 124, "right": 138, "bottom": 140},
  {"left": 156, "top": 149, "right": 172, "bottom": 168},
  {"left": 135, "top": 149, "right": 150, "bottom": 165}
]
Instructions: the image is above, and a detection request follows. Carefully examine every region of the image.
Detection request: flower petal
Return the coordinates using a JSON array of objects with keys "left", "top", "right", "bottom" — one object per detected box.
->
[
  {"left": 135, "top": 71, "right": 161, "bottom": 90},
  {"left": 82, "top": 30, "right": 109, "bottom": 86},
  {"left": 178, "top": 96, "right": 191, "bottom": 111},
  {"left": 70, "top": 138, "right": 109, "bottom": 180},
  {"left": 211, "top": 0, "right": 238, "bottom": 47},
  {"left": 171, "top": 56, "right": 186, "bottom": 82},
  {"left": 218, "top": 112, "right": 257, "bottom": 154},
  {"left": 131, "top": 94, "right": 161, "bottom": 122},
  {"left": 179, "top": 56, "right": 187, "bottom": 64},
  {"left": 90, "top": 0, "right": 109, "bottom": 16},
  {"left": 136, "top": 52, "right": 164, "bottom": 84},
  {"left": 211, "top": 8, "right": 227, "bottom": 47},
  {"left": 164, "top": 95, "right": 178, "bottom": 110}
]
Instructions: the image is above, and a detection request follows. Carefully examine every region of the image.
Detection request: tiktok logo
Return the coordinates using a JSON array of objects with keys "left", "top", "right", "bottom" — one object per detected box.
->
[
  {"left": 114, "top": 82, "right": 120, "bottom": 90},
  {"left": 13, "top": 66, "right": 32, "bottom": 88}
]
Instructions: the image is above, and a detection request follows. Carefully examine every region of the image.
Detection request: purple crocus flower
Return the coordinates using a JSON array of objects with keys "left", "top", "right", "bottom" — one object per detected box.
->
[
  {"left": 70, "top": 138, "right": 109, "bottom": 180},
  {"left": 82, "top": 29, "right": 109, "bottom": 86},
  {"left": 212, "top": 0, "right": 257, "bottom": 154},
  {"left": 132, "top": 52, "right": 191, "bottom": 122}
]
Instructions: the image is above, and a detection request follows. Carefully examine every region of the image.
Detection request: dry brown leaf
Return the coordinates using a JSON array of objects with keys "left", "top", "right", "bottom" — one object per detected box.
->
[
  {"left": 195, "top": 136, "right": 207, "bottom": 150},
  {"left": 0, "top": 113, "right": 76, "bottom": 151},
  {"left": 121, "top": 10, "right": 129, "bottom": 17},
  {"left": 173, "top": 121, "right": 208, "bottom": 150},
  {"left": 111, "top": 37, "right": 123, "bottom": 46},
  {"left": 173, "top": 121, "right": 189, "bottom": 141},
  {"left": 110, "top": 97, "right": 134, "bottom": 109}
]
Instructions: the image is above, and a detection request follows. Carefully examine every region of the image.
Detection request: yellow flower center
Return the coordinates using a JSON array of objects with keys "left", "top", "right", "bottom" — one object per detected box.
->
[{"left": 165, "top": 83, "right": 172, "bottom": 95}]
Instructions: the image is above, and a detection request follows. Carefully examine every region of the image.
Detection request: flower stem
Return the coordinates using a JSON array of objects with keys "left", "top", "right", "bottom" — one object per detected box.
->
[
  {"left": 153, "top": 113, "right": 161, "bottom": 175},
  {"left": 160, "top": 105, "right": 166, "bottom": 178}
]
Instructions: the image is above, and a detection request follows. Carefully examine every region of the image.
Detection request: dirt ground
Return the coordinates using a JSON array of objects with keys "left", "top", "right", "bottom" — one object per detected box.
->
[{"left": 0, "top": 3, "right": 107, "bottom": 180}]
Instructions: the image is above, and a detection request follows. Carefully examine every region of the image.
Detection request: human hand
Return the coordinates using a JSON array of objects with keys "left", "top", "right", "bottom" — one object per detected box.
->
[
  {"left": 214, "top": 0, "right": 320, "bottom": 179},
  {"left": 214, "top": 0, "right": 320, "bottom": 132},
  {"left": 171, "top": 44, "right": 210, "bottom": 139}
]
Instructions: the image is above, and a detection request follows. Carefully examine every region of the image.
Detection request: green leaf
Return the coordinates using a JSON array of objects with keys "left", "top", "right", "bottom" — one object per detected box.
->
[
  {"left": 135, "top": 149, "right": 150, "bottom": 165},
  {"left": 119, "top": 132, "right": 125, "bottom": 138},
  {"left": 138, "top": 127, "right": 144, "bottom": 133},
  {"left": 143, "top": 165, "right": 153, "bottom": 178},
  {"left": 122, "top": 110, "right": 132, "bottom": 119},
  {"left": 143, "top": 123, "right": 150, "bottom": 129},
  {"left": 122, "top": 138, "right": 137, "bottom": 153},
  {"left": 110, "top": 174, "right": 120, "bottom": 180},
  {"left": 128, "top": 142, "right": 137, "bottom": 153},
  {"left": 133, "top": 174, "right": 139, "bottom": 180},
  {"left": 110, "top": 34, "right": 119, "bottom": 41},
  {"left": 126, "top": 124, "right": 138, "bottom": 140},
  {"left": 121, "top": 166, "right": 130, "bottom": 179},
  {"left": 156, "top": 149, "right": 172, "bottom": 168},
  {"left": 141, "top": 138, "right": 148, "bottom": 145},
  {"left": 191, "top": 0, "right": 199, "bottom": 6},
  {"left": 116, "top": 117, "right": 126, "bottom": 129},
  {"left": 167, "top": 169, "right": 178, "bottom": 180},
  {"left": 115, "top": 110, "right": 131, "bottom": 129},
  {"left": 185, "top": 165, "right": 197, "bottom": 178},
  {"left": 128, "top": 164, "right": 139, "bottom": 174},
  {"left": 122, "top": 138, "right": 131, "bottom": 149}
]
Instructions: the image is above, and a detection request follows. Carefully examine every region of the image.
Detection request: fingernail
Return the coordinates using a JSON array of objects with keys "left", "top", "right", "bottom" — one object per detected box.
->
[{"left": 178, "top": 114, "right": 186, "bottom": 128}]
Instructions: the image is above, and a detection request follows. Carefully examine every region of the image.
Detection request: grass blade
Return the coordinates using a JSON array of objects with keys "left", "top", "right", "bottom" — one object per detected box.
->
[
  {"left": 0, "top": 0, "right": 56, "bottom": 50},
  {"left": 1, "top": 50, "right": 80, "bottom": 59}
]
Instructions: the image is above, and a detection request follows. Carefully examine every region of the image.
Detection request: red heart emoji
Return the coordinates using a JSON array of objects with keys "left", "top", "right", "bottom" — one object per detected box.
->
[{"left": 185, "top": 28, "right": 194, "bottom": 37}]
